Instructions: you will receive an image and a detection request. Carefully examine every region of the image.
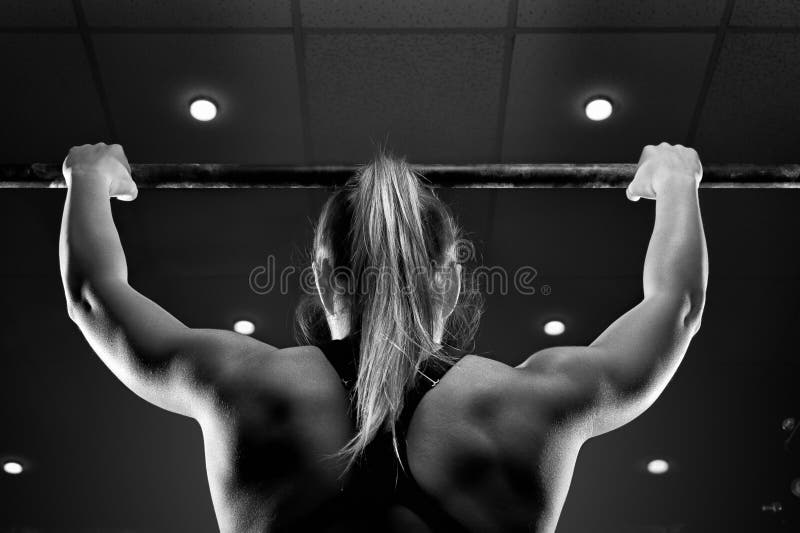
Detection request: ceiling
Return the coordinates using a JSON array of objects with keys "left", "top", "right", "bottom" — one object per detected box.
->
[
  {"left": 1, "top": 1, "right": 799, "bottom": 533},
  {"left": 1, "top": 0, "right": 799, "bottom": 166}
]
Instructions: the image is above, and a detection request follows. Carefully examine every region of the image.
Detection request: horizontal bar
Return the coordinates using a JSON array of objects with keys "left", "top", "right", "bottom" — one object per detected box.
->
[{"left": 1, "top": 163, "right": 799, "bottom": 189}]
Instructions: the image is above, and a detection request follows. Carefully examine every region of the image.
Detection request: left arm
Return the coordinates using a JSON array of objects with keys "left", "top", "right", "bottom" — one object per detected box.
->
[{"left": 60, "top": 143, "right": 266, "bottom": 417}]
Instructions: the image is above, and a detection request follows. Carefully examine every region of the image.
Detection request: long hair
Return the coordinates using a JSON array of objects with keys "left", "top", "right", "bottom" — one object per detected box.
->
[{"left": 295, "top": 150, "right": 482, "bottom": 472}]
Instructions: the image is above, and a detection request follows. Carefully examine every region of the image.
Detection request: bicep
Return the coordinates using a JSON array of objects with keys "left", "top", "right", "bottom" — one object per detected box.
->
[
  {"left": 68, "top": 278, "right": 268, "bottom": 416},
  {"left": 518, "top": 294, "right": 701, "bottom": 437}
]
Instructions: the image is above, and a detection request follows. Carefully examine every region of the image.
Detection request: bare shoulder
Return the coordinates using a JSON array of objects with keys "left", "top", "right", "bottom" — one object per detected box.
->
[
  {"left": 416, "top": 351, "right": 597, "bottom": 431},
  {"left": 175, "top": 332, "right": 346, "bottom": 419},
  {"left": 515, "top": 346, "right": 606, "bottom": 419},
  {"left": 407, "top": 353, "right": 594, "bottom": 529}
]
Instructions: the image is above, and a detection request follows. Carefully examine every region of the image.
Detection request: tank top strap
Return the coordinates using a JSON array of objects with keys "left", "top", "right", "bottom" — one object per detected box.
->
[
  {"left": 317, "top": 336, "right": 359, "bottom": 389},
  {"left": 315, "top": 335, "right": 470, "bottom": 532}
]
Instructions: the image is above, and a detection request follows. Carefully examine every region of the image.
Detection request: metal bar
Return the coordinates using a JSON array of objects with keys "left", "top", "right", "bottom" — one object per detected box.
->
[{"left": 1, "top": 163, "right": 799, "bottom": 189}]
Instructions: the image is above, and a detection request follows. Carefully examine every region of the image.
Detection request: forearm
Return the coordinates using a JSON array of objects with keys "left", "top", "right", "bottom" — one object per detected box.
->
[
  {"left": 59, "top": 172, "right": 128, "bottom": 304},
  {"left": 642, "top": 177, "right": 708, "bottom": 312}
]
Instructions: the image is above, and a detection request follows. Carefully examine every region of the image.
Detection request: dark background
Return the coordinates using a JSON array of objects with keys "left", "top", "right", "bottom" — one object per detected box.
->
[{"left": 1, "top": 1, "right": 799, "bottom": 532}]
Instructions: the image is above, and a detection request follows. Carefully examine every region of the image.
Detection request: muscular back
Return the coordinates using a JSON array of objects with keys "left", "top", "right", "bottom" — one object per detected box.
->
[{"left": 192, "top": 343, "right": 596, "bottom": 533}]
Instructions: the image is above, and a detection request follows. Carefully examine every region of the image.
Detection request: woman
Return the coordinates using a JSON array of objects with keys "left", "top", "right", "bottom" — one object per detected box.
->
[{"left": 60, "top": 142, "right": 707, "bottom": 532}]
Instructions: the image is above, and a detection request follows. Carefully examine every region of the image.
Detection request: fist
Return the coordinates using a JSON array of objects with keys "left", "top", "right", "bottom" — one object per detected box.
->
[
  {"left": 63, "top": 143, "right": 138, "bottom": 201},
  {"left": 627, "top": 143, "right": 702, "bottom": 201}
]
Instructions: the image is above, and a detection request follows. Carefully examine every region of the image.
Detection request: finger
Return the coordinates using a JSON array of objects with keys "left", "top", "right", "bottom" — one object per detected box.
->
[
  {"left": 114, "top": 182, "right": 138, "bottom": 202},
  {"left": 112, "top": 145, "right": 132, "bottom": 175},
  {"left": 637, "top": 145, "right": 653, "bottom": 167},
  {"left": 108, "top": 144, "right": 131, "bottom": 174},
  {"left": 115, "top": 188, "right": 138, "bottom": 202},
  {"left": 61, "top": 155, "right": 71, "bottom": 179},
  {"left": 626, "top": 186, "right": 640, "bottom": 202}
]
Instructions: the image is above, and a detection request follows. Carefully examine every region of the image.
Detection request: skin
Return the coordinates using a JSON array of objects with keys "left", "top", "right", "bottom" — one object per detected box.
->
[{"left": 60, "top": 142, "right": 707, "bottom": 532}]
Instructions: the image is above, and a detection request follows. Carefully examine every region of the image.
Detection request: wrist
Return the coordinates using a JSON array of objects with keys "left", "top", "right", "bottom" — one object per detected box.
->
[
  {"left": 69, "top": 168, "right": 113, "bottom": 195},
  {"left": 652, "top": 171, "right": 699, "bottom": 197}
]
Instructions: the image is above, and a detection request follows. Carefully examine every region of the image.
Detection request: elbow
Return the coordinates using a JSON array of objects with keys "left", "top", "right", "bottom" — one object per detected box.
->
[
  {"left": 683, "top": 289, "right": 706, "bottom": 333},
  {"left": 63, "top": 279, "right": 83, "bottom": 322},
  {"left": 63, "top": 277, "right": 102, "bottom": 323},
  {"left": 65, "top": 292, "right": 92, "bottom": 323},
  {"left": 62, "top": 268, "right": 89, "bottom": 318},
  {"left": 66, "top": 301, "right": 77, "bottom": 322}
]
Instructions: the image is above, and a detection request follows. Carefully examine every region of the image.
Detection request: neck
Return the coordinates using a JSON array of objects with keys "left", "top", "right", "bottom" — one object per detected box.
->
[
  {"left": 326, "top": 311, "right": 446, "bottom": 344},
  {"left": 327, "top": 312, "right": 351, "bottom": 341}
]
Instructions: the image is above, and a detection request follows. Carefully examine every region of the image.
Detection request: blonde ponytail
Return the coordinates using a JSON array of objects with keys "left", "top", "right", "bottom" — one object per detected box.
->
[{"left": 296, "top": 150, "right": 483, "bottom": 472}]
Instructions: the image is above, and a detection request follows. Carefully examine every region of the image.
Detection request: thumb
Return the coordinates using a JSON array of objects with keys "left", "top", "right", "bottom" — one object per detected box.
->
[
  {"left": 626, "top": 185, "right": 640, "bottom": 202},
  {"left": 113, "top": 182, "right": 138, "bottom": 202}
]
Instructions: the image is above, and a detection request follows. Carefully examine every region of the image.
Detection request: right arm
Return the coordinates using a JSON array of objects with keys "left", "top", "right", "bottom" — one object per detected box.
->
[{"left": 518, "top": 143, "right": 708, "bottom": 437}]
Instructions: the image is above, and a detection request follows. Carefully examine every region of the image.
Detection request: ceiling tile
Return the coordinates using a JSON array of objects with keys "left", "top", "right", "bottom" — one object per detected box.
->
[
  {"left": 517, "top": 0, "right": 727, "bottom": 27},
  {"left": 82, "top": 0, "right": 291, "bottom": 28},
  {"left": 517, "top": 0, "right": 725, "bottom": 27},
  {"left": 0, "top": 35, "right": 107, "bottom": 164},
  {"left": 0, "top": 0, "right": 75, "bottom": 26},
  {"left": 730, "top": 0, "right": 800, "bottom": 26},
  {"left": 502, "top": 34, "right": 713, "bottom": 163},
  {"left": 301, "top": 0, "right": 510, "bottom": 27},
  {"left": 305, "top": 34, "right": 506, "bottom": 164},
  {"left": 695, "top": 33, "right": 800, "bottom": 163},
  {"left": 93, "top": 34, "right": 304, "bottom": 164}
]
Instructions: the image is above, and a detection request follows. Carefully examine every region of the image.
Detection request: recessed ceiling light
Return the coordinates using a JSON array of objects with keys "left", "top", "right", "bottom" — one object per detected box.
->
[
  {"left": 647, "top": 459, "right": 670, "bottom": 475},
  {"left": 233, "top": 320, "right": 255, "bottom": 335},
  {"left": 189, "top": 97, "right": 218, "bottom": 122},
  {"left": 543, "top": 320, "right": 565, "bottom": 336},
  {"left": 585, "top": 97, "right": 613, "bottom": 121},
  {"left": 3, "top": 461, "right": 23, "bottom": 475}
]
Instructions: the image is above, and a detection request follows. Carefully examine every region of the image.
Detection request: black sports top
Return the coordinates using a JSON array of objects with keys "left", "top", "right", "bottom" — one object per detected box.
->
[{"left": 283, "top": 335, "right": 470, "bottom": 532}]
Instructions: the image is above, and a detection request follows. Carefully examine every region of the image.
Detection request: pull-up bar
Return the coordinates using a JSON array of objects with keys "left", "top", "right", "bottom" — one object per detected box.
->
[{"left": 1, "top": 163, "right": 799, "bottom": 189}]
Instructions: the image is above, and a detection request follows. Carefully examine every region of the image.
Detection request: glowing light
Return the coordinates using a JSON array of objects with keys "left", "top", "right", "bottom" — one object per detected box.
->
[
  {"left": 233, "top": 320, "right": 255, "bottom": 335},
  {"left": 585, "top": 97, "right": 613, "bottom": 121},
  {"left": 647, "top": 459, "right": 670, "bottom": 475},
  {"left": 543, "top": 320, "right": 566, "bottom": 336},
  {"left": 3, "top": 461, "right": 23, "bottom": 475},
  {"left": 189, "top": 98, "right": 218, "bottom": 121}
]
